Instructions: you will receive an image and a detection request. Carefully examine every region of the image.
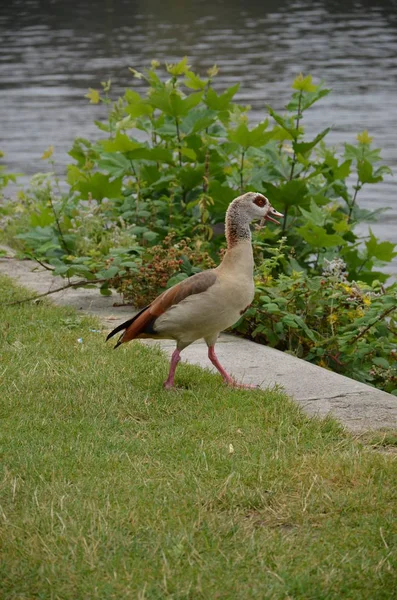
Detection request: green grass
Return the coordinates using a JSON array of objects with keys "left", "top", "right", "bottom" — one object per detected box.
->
[{"left": 0, "top": 274, "right": 396, "bottom": 599}]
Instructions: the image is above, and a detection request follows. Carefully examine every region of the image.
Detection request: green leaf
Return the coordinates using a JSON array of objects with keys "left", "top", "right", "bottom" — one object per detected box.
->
[
  {"left": 263, "top": 180, "right": 308, "bottom": 208},
  {"left": 358, "top": 159, "right": 383, "bottom": 184},
  {"left": 167, "top": 273, "right": 189, "bottom": 288},
  {"left": 97, "top": 153, "right": 132, "bottom": 178},
  {"left": 178, "top": 165, "right": 204, "bottom": 189},
  {"left": 184, "top": 71, "right": 208, "bottom": 90},
  {"left": 97, "top": 266, "right": 119, "bottom": 280},
  {"left": 292, "top": 74, "right": 317, "bottom": 93},
  {"left": 127, "top": 147, "right": 174, "bottom": 164},
  {"left": 30, "top": 207, "right": 54, "bottom": 228},
  {"left": 208, "top": 181, "right": 236, "bottom": 218},
  {"left": 101, "top": 132, "right": 142, "bottom": 153},
  {"left": 299, "top": 200, "right": 326, "bottom": 226},
  {"left": 291, "top": 315, "right": 318, "bottom": 342},
  {"left": 205, "top": 84, "right": 240, "bottom": 110},
  {"left": 267, "top": 107, "right": 298, "bottom": 140},
  {"left": 124, "top": 90, "right": 154, "bottom": 118},
  {"left": 180, "top": 109, "right": 217, "bottom": 135},
  {"left": 297, "top": 223, "right": 346, "bottom": 248},
  {"left": 67, "top": 165, "right": 84, "bottom": 186},
  {"left": 293, "top": 128, "right": 331, "bottom": 155},
  {"left": 334, "top": 159, "right": 352, "bottom": 180},
  {"left": 142, "top": 231, "right": 159, "bottom": 242},
  {"left": 166, "top": 57, "right": 190, "bottom": 76},
  {"left": 265, "top": 303, "right": 281, "bottom": 314},
  {"left": 373, "top": 357, "right": 390, "bottom": 369},
  {"left": 365, "top": 230, "right": 397, "bottom": 262},
  {"left": 301, "top": 88, "right": 331, "bottom": 111},
  {"left": 85, "top": 88, "right": 100, "bottom": 104},
  {"left": 77, "top": 173, "right": 122, "bottom": 201},
  {"left": 100, "top": 286, "right": 112, "bottom": 296},
  {"left": 150, "top": 89, "right": 203, "bottom": 118},
  {"left": 247, "top": 120, "right": 271, "bottom": 147},
  {"left": 228, "top": 120, "right": 272, "bottom": 149},
  {"left": 94, "top": 120, "right": 111, "bottom": 132},
  {"left": 180, "top": 147, "right": 197, "bottom": 161}
]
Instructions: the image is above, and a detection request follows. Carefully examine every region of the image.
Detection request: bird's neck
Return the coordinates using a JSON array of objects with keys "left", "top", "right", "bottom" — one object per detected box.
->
[
  {"left": 225, "top": 202, "right": 251, "bottom": 249},
  {"left": 220, "top": 204, "right": 254, "bottom": 274}
]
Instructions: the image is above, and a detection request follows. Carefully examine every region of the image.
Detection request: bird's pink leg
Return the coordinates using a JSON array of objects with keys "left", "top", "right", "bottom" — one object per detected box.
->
[
  {"left": 163, "top": 349, "right": 181, "bottom": 389},
  {"left": 208, "top": 346, "right": 257, "bottom": 389}
]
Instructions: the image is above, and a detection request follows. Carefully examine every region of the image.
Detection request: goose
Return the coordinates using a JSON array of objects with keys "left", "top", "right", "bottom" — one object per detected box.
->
[{"left": 107, "top": 192, "right": 283, "bottom": 388}]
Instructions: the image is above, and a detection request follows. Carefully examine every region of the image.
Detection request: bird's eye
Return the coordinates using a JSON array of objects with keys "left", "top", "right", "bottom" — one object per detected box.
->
[{"left": 254, "top": 195, "right": 266, "bottom": 207}]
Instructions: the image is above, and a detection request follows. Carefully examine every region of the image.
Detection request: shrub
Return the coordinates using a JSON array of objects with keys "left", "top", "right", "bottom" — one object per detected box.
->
[
  {"left": 233, "top": 247, "right": 396, "bottom": 393},
  {"left": 2, "top": 59, "right": 396, "bottom": 390},
  {"left": 115, "top": 232, "right": 216, "bottom": 307}
]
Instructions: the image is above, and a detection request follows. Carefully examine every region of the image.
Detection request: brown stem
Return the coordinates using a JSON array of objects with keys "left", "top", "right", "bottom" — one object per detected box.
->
[
  {"left": 282, "top": 90, "right": 303, "bottom": 233},
  {"left": 351, "top": 305, "right": 396, "bottom": 344},
  {"left": 48, "top": 194, "right": 70, "bottom": 254},
  {"left": 240, "top": 150, "right": 245, "bottom": 193},
  {"left": 175, "top": 118, "right": 182, "bottom": 167},
  {"left": 4, "top": 278, "right": 110, "bottom": 306},
  {"left": 31, "top": 257, "right": 55, "bottom": 271},
  {"left": 203, "top": 150, "right": 210, "bottom": 194},
  {"left": 281, "top": 205, "right": 289, "bottom": 234},
  {"left": 347, "top": 176, "right": 361, "bottom": 223}
]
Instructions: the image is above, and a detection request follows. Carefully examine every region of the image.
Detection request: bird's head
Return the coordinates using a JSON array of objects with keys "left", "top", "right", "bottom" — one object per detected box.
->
[{"left": 235, "top": 192, "right": 283, "bottom": 225}]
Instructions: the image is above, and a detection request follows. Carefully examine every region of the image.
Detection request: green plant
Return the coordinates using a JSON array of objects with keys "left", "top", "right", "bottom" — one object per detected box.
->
[
  {"left": 116, "top": 231, "right": 216, "bottom": 307},
  {"left": 3, "top": 60, "right": 396, "bottom": 390},
  {"left": 0, "top": 151, "right": 20, "bottom": 247},
  {"left": 233, "top": 247, "right": 397, "bottom": 393}
]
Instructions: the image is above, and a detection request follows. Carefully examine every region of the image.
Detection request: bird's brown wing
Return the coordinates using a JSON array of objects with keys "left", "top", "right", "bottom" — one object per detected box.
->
[{"left": 107, "top": 270, "right": 217, "bottom": 347}]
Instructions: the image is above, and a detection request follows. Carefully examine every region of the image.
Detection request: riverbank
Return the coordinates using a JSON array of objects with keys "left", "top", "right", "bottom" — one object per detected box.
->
[{"left": 1, "top": 246, "right": 397, "bottom": 433}]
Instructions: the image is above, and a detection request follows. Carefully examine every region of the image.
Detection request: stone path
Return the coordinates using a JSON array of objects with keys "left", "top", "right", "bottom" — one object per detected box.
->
[{"left": 1, "top": 247, "right": 397, "bottom": 433}]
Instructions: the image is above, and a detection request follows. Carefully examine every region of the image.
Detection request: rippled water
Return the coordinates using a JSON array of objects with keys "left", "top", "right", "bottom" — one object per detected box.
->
[{"left": 1, "top": 0, "right": 396, "bottom": 269}]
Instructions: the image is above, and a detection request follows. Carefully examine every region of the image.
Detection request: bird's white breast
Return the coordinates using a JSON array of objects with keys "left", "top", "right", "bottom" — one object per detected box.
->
[{"left": 155, "top": 241, "right": 255, "bottom": 344}]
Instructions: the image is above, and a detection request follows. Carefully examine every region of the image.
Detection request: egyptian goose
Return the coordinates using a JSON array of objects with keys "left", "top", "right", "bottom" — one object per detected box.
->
[{"left": 107, "top": 192, "right": 283, "bottom": 388}]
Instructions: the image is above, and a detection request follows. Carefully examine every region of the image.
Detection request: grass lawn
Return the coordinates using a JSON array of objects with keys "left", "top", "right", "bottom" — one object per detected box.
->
[{"left": 0, "top": 274, "right": 396, "bottom": 599}]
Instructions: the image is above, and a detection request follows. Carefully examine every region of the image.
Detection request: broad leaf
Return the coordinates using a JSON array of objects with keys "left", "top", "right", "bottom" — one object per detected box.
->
[
  {"left": 184, "top": 71, "right": 208, "bottom": 90},
  {"left": 77, "top": 173, "right": 122, "bottom": 201},
  {"left": 292, "top": 74, "right": 317, "bottom": 93},
  {"left": 365, "top": 229, "right": 396, "bottom": 262},
  {"left": 206, "top": 84, "right": 240, "bottom": 110},
  {"left": 180, "top": 109, "right": 217, "bottom": 135},
  {"left": 101, "top": 132, "right": 142, "bottom": 153},
  {"left": 293, "top": 128, "right": 331, "bottom": 155},
  {"left": 297, "top": 223, "right": 346, "bottom": 248},
  {"left": 98, "top": 153, "right": 132, "bottom": 178},
  {"left": 263, "top": 180, "right": 308, "bottom": 208}
]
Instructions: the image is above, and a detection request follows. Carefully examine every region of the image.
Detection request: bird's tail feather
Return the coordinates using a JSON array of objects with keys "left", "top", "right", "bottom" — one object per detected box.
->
[{"left": 106, "top": 305, "right": 149, "bottom": 345}]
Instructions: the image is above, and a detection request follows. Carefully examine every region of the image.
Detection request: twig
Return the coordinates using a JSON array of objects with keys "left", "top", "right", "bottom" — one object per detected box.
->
[
  {"left": 240, "top": 150, "right": 245, "bottom": 193},
  {"left": 31, "top": 257, "right": 55, "bottom": 271},
  {"left": 175, "top": 118, "right": 182, "bottom": 167},
  {"left": 48, "top": 193, "right": 71, "bottom": 255},
  {"left": 4, "top": 278, "right": 109, "bottom": 306},
  {"left": 203, "top": 150, "right": 210, "bottom": 194},
  {"left": 282, "top": 89, "right": 303, "bottom": 234},
  {"left": 351, "top": 305, "right": 396, "bottom": 344},
  {"left": 347, "top": 176, "right": 361, "bottom": 223}
]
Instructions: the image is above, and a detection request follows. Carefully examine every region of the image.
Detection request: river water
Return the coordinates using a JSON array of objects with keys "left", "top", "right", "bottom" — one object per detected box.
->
[{"left": 1, "top": 0, "right": 396, "bottom": 271}]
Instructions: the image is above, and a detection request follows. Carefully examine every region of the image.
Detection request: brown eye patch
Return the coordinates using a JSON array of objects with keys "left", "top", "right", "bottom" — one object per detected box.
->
[{"left": 254, "top": 195, "right": 267, "bottom": 208}]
